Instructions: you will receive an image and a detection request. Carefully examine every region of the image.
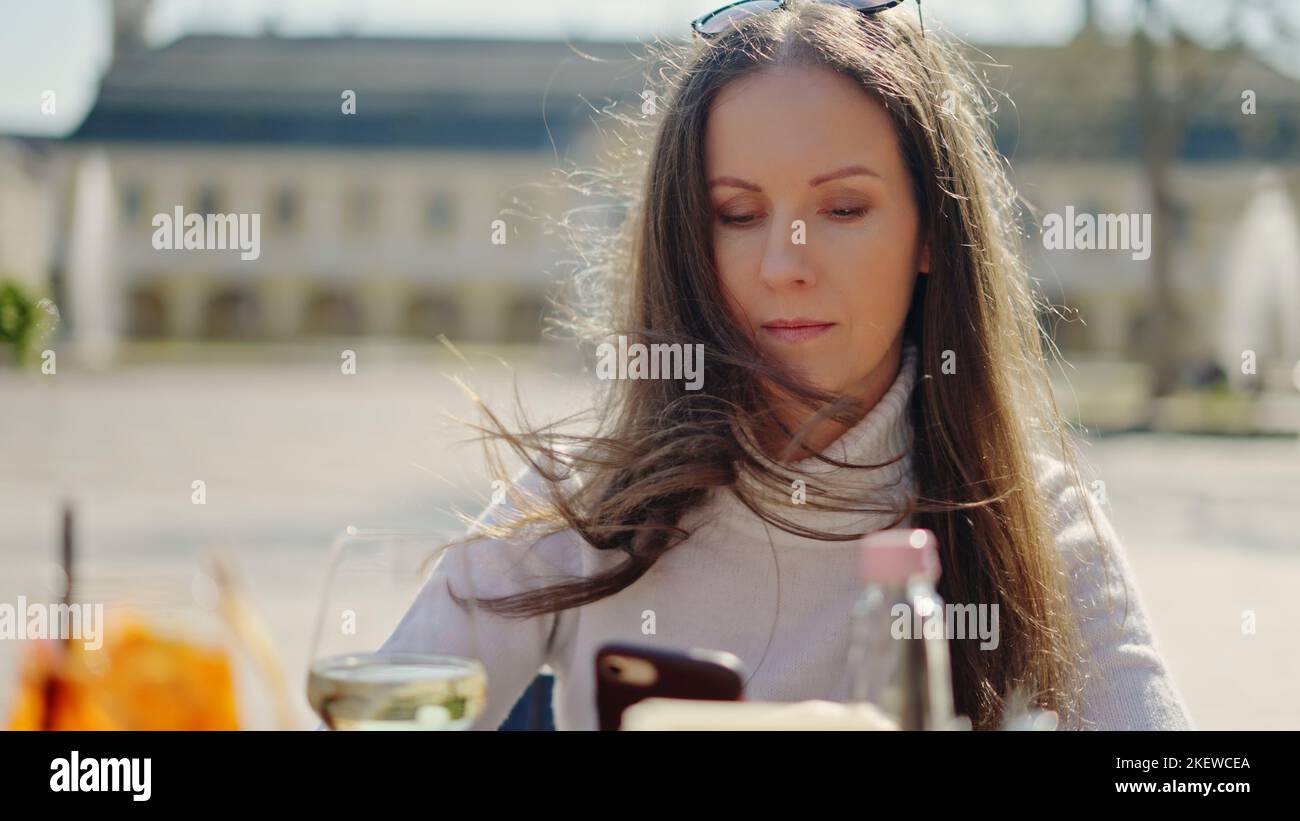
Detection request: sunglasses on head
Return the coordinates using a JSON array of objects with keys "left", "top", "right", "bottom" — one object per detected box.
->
[{"left": 691, "top": 0, "right": 923, "bottom": 39}]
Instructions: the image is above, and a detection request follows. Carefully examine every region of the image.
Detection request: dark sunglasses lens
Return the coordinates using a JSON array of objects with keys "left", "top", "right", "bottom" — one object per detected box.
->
[
  {"left": 696, "top": 1, "right": 782, "bottom": 35},
  {"left": 828, "top": 0, "right": 903, "bottom": 10}
]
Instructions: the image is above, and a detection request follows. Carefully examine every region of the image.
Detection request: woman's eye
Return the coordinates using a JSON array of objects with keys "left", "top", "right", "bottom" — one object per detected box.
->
[
  {"left": 826, "top": 207, "right": 868, "bottom": 220},
  {"left": 718, "top": 213, "right": 759, "bottom": 226},
  {"left": 717, "top": 207, "right": 866, "bottom": 226}
]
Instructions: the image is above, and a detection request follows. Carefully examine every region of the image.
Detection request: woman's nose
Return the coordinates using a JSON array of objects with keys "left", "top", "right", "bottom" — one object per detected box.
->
[{"left": 757, "top": 213, "right": 817, "bottom": 289}]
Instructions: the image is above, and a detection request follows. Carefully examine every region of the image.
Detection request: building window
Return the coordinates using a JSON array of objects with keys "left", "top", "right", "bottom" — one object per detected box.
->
[
  {"left": 270, "top": 186, "right": 301, "bottom": 235},
  {"left": 403, "top": 292, "right": 460, "bottom": 338},
  {"left": 423, "top": 191, "right": 457, "bottom": 238},
  {"left": 344, "top": 187, "right": 378, "bottom": 236},
  {"left": 302, "top": 289, "right": 361, "bottom": 336},
  {"left": 120, "top": 182, "right": 147, "bottom": 227},
  {"left": 193, "top": 184, "right": 224, "bottom": 216},
  {"left": 504, "top": 294, "right": 547, "bottom": 343},
  {"left": 127, "top": 284, "right": 166, "bottom": 337},
  {"left": 202, "top": 287, "right": 261, "bottom": 339},
  {"left": 1172, "top": 199, "right": 1191, "bottom": 242}
]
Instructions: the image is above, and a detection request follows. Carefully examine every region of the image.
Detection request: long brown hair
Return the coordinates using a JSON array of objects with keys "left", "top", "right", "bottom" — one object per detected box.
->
[{"left": 438, "top": 0, "right": 1115, "bottom": 730}]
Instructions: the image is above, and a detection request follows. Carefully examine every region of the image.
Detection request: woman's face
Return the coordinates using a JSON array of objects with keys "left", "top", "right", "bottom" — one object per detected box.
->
[{"left": 705, "top": 63, "right": 928, "bottom": 405}]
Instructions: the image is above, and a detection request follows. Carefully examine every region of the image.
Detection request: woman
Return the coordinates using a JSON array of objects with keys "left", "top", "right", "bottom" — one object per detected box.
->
[{"left": 380, "top": 0, "right": 1193, "bottom": 731}]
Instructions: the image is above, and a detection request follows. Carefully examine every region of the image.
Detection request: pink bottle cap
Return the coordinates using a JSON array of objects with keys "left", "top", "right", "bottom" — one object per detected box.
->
[{"left": 859, "top": 528, "right": 941, "bottom": 583}]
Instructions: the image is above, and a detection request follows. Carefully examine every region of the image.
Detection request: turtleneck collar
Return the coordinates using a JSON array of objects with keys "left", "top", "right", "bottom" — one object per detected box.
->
[{"left": 700, "top": 339, "right": 921, "bottom": 547}]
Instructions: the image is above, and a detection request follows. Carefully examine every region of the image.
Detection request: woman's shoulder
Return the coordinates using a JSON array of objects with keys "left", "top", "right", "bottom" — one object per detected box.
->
[
  {"left": 1027, "top": 444, "right": 1196, "bottom": 730},
  {"left": 1027, "top": 443, "right": 1112, "bottom": 553},
  {"left": 460, "top": 449, "right": 594, "bottom": 585},
  {"left": 1025, "top": 442, "right": 1134, "bottom": 607}
]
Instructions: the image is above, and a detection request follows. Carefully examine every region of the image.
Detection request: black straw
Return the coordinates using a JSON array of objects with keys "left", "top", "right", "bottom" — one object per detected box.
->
[{"left": 40, "top": 501, "right": 75, "bottom": 730}]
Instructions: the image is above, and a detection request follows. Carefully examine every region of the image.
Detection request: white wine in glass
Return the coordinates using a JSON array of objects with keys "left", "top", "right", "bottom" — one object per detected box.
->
[
  {"left": 307, "top": 528, "right": 488, "bottom": 731},
  {"left": 308, "top": 653, "right": 486, "bottom": 730}
]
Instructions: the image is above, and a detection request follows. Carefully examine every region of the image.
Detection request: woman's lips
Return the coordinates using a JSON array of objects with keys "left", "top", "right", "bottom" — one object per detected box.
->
[{"left": 761, "top": 323, "right": 835, "bottom": 343}]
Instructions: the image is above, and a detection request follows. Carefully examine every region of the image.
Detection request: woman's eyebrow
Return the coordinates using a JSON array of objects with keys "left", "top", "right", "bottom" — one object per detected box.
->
[
  {"left": 708, "top": 176, "right": 762, "bottom": 192},
  {"left": 708, "top": 165, "right": 881, "bottom": 192},
  {"left": 808, "top": 164, "right": 881, "bottom": 187}
]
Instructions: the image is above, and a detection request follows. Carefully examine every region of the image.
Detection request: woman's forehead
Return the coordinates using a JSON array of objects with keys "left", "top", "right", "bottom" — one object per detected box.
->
[{"left": 705, "top": 67, "right": 907, "bottom": 189}]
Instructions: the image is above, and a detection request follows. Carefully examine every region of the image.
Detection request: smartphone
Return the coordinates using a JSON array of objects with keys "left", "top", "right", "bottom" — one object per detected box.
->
[{"left": 595, "top": 642, "right": 746, "bottom": 731}]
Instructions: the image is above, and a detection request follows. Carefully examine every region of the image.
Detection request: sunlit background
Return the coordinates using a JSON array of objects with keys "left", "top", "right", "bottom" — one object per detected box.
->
[{"left": 2, "top": 0, "right": 1298, "bottom": 730}]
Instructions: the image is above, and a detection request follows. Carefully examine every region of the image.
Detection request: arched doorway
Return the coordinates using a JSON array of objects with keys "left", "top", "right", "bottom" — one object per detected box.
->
[
  {"left": 503, "top": 293, "right": 547, "bottom": 343},
  {"left": 127, "top": 284, "right": 167, "bottom": 338},
  {"left": 302, "top": 289, "right": 361, "bottom": 336},
  {"left": 201, "top": 287, "right": 262, "bottom": 339},
  {"left": 403, "top": 292, "right": 461, "bottom": 339}
]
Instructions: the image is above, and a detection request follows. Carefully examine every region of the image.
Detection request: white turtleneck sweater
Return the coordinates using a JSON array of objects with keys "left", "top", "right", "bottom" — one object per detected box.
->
[{"left": 380, "top": 342, "right": 1195, "bottom": 730}]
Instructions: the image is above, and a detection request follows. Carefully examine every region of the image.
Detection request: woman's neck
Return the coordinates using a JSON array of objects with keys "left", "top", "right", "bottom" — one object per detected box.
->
[{"left": 758, "top": 337, "right": 906, "bottom": 464}]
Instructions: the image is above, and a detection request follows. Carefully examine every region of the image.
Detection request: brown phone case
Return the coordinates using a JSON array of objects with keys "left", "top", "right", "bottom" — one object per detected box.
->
[{"left": 595, "top": 642, "right": 746, "bottom": 731}]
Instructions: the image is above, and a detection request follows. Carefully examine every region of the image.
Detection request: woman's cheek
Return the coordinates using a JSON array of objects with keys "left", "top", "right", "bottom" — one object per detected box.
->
[{"left": 860, "top": 226, "right": 915, "bottom": 284}]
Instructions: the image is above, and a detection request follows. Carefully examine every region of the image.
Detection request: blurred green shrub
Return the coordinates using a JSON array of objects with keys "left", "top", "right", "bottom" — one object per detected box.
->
[{"left": 0, "top": 278, "right": 49, "bottom": 367}]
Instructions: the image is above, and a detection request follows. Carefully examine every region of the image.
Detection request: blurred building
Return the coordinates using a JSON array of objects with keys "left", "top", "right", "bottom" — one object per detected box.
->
[
  {"left": 0, "top": 138, "right": 54, "bottom": 294},
  {"left": 15, "top": 8, "right": 1300, "bottom": 355},
  {"left": 995, "top": 23, "right": 1300, "bottom": 369},
  {"left": 48, "top": 18, "right": 637, "bottom": 344}
]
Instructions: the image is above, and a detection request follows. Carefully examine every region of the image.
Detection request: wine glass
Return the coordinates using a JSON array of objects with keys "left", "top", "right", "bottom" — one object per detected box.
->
[{"left": 306, "top": 527, "right": 487, "bottom": 731}]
